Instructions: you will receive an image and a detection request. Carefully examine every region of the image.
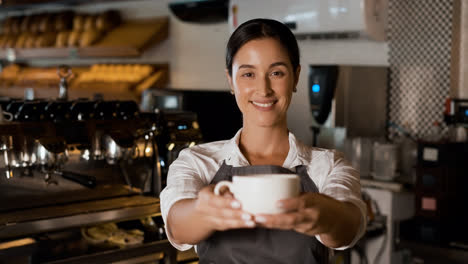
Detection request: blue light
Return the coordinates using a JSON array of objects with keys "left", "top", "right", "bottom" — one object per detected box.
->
[
  {"left": 312, "top": 84, "right": 320, "bottom": 93},
  {"left": 465, "top": 109, "right": 468, "bottom": 116}
]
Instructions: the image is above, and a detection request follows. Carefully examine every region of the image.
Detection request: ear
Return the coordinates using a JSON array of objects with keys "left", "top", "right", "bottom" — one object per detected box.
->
[
  {"left": 225, "top": 69, "right": 235, "bottom": 93},
  {"left": 293, "top": 65, "right": 301, "bottom": 92}
]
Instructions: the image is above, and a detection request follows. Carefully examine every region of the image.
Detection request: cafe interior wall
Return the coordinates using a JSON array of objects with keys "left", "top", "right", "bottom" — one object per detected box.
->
[
  {"left": 3, "top": 0, "right": 388, "bottom": 145},
  {"left": 387, "top": 0, "right": 454, "bottom": 140}
]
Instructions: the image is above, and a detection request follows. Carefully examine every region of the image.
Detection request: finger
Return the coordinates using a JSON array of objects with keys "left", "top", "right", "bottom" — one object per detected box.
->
[
  {"left": 276, "top": 197, "right": 303, "bottom": 212},
  {"left": 222, "top": 191, "right": 234, "bottom": 199},
  {"left": 293, "top": 222, "right": 316, "bottom": 234},
  {"left": 278, "top": 193, "right": 320, "bottom": 211},
  {"left": 254, "top": 212, "right": 305, "bottom": 230},
  {"left": 208, "top": 195, "right": 241, "bottom": 210},
  {"left": 218, "top": 208, "right": 254, "bottom": 222},
  {"left": 211, "top": 216, "right": 256, "bottom": 231},
  {"left": 198, "top": 187, "right": 241, "bottom": 210},
  {"left": 216, "top": 185, "right": 232, "bottom": 196}
]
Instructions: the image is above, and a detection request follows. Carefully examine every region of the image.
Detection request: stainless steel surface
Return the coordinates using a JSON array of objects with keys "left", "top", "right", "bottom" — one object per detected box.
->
[
  {"left": 103, "top": 134, "right": 134, "bottom": 165},
  {"left": 0, "top": 135, "right": 15, "bottom": 178},
  {"left": 91, "top": 131, "right": 103, "bottom": 160},
  {"left": 0, "top": 196, "right": 160, "bottom": 239},
  {"left": 0, "top": 105, "right": 13, "bottom": 122},
  {"left": 34, "top": 140, "right": 55, "bottom": 166},
  {"left": 57, "top": 65, "right": 72, "bottom": 101},
  {"left": 0, "top": 71, "right": 168, "bottom": 262},
  {"left": 44, "top": 239, "right": 177, "bottom": 264},
  {"left": 152, "top": 141, "right": 162, "bottom": 196},
  {"left": 111, "top": 253, "right": 164, "bottom": 264}
]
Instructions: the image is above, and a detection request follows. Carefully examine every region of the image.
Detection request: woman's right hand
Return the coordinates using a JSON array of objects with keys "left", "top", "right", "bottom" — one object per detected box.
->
[{"left": 194, "top": 184, "right": 256, "bottom": 231}]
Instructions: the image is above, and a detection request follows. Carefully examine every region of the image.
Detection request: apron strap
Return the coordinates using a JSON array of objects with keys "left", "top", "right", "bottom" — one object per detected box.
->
[{"left": 211, "top": 161, "right": 319, "bottom": 194}]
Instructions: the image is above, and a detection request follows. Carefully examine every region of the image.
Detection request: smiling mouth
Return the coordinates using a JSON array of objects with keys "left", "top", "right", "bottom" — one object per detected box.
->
[{"left": 251, "top": 101, "right": 277, "bottom": 108}]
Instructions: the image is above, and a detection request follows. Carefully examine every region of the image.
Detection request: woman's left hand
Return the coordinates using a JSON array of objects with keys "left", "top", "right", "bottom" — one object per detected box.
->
[{"left": 254, "top": 192, "right": 339, "bottom": 236}]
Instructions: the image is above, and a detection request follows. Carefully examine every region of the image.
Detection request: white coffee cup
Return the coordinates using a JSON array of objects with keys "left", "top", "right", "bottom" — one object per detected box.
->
[{"left": 214, "top": 174, "right": 300, "bottom": 214}]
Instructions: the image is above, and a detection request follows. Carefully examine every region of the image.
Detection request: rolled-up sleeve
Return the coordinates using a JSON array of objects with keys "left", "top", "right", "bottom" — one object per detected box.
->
[
  {"left": 318, "top": 150, "right": 367, "bottom": 250},
  {"left": 160, "top": 148, "right": 205, "bottom": 251}
]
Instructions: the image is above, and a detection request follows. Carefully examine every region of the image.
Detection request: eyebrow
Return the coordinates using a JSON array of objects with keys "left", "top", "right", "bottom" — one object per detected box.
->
[
  {"left": 237, "top": 62, "right": 288, "bottom": 70},
  {"left": 270, "top": 62, "right": 288, "bottom": 68},
  {"left": 238, "top": 64, "right": 255, "bottom": 70}
]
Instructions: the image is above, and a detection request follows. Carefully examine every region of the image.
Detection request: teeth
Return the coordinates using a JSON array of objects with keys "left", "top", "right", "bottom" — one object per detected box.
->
[{"left": 252, "top": 101, "right": 274, "bottom": 107}]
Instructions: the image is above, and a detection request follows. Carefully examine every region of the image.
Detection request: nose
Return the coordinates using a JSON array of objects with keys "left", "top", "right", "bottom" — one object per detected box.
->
[{"left": 256, "top": 75, "right": 273, "bottom": 96}]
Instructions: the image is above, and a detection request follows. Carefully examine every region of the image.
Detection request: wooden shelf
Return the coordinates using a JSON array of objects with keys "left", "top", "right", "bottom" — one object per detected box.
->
[
  {"left": 0, "top": 17, "right": 169, "bottom": 60},
  {"left": 0, "top": 64, "right": 169, "bottom": 101}
]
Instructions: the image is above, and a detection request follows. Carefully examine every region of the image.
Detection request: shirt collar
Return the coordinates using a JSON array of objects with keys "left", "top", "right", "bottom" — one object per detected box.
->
[{"left": 222, "top": 128, "right": 309, "bottom": 168}]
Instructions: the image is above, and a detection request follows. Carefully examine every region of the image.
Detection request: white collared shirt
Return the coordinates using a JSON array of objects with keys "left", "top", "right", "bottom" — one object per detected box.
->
[{"left": 160, "top": 129, "right": 367, "bottom": 251}]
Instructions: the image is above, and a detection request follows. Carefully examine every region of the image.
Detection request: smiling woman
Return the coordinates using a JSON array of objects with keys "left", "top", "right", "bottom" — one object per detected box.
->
[
  {"left": 160, "top": 18, "right": 366, "bottom": 264},
  {"left": 228, "top": 38, "right": 298, "bottom": 130}
]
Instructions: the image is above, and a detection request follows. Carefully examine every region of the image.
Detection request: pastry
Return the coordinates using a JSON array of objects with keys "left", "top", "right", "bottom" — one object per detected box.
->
[
  {"left": 4, "top": 35, "right": 17, "bottom": 48},
  {"left": 83, "top": 15, "right": 96, "bottom": 31},
  {"left": 38, "top": 14, "right": 54, "bottom": 33},
  {"left": 55, "top": 31, "right": 70, "bottom": 47},
  {"left": 29, "top": 15, "right": 42, "bottom": 34},
  {"left": 67, "top": 31, "right": 81, "bottom": 47},
  {"left": 73, "top": 14, "right": 85, "bottom": 32},
  {"left": 79, "top": 29, "right": 101, "bottom": 47},
  {"left": 24, "top": 34, "right": 37, "bottom": 48},
  {"left": 35, "top": 32, "right": 56, "bottom": 47},
  {"left": 15, "top": 33, "right": 29, "bottom": 48}
]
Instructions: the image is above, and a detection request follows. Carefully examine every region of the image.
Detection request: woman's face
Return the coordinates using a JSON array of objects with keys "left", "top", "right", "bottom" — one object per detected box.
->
[{"left": 227, "top": 37, "right": 300, "bottom": 128}]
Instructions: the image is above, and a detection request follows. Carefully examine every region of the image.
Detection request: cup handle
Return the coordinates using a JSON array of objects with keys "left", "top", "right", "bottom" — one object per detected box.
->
[{"left": 214, "top": 180, "right": 233, "bottom": 196}]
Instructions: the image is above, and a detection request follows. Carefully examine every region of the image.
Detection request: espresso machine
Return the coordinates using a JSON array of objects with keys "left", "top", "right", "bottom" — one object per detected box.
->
[{"left": 0, "top": 66, "right": 184, "bottom": 263}]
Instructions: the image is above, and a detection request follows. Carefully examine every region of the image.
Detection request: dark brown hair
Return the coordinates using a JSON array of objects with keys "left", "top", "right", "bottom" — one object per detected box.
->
[{"left": 226, "top": 18, "right": 300, "bottom": 76}]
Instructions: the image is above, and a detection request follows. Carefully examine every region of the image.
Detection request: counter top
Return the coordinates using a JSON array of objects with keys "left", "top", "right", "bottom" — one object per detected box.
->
[{"left": 0, "top": 195, "right": 160, "bottom": 239}]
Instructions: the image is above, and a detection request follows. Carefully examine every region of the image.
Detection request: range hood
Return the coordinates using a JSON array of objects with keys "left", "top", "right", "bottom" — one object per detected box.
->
[{"left": 169, "top": 0, "right": 228, "bottom": 24}]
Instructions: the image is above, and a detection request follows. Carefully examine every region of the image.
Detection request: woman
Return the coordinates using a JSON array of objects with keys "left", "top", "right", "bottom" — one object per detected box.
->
[{"left": 160, "top": 18, "right": 366, "bottom": 264}]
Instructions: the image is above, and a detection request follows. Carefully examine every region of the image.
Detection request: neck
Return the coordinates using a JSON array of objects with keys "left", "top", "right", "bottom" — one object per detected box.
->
[{"left": 239, "top": 122, "right": 290, "bottom": 166}]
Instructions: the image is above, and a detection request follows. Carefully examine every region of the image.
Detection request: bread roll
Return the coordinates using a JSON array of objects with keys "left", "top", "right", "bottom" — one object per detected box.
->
[
  {"left": 79, "top": 29, "right": 101, "bottom": 47},
  {"left": 83, "top": 15, "right": 96, "bottom": 31},
  {"left": 56, "top": 31, "right": 71, "bottom": 47},
  {"left": 0, "top": 35, "right": 5, "bottom": 48},
  {"left": 24, "top": 34, "right": 37, "bottom": 48},
  {"left": 15, "top": 33, "right": 29, "bottom": 48},
  {"left": 73, "top": 15, "right": 85, "bottom": 32},
  {"left": 35, "top": 32, "right": 56, "bottom": 47},
  {"left": 29, "top": 15, "right": 42, "bottom": 34},
  {"left": 68, "top": 31, "right": 81, "bottom": 47},
  {"left": 39, "top": 14, "right": 54, "bottom": 33},
  {"left": 4, "top": 35, "right": 18, "bottom": 48}
]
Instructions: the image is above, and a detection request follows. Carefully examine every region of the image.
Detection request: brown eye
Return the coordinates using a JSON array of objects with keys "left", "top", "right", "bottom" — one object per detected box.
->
[
  {"left": 242, "top": 72, "right": 254, "bottom": 78},
  {"left": 271, "top": 71, "right": 284, "bottom": 77}
]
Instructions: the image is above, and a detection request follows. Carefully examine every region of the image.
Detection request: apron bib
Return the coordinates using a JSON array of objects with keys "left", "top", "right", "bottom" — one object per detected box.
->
[{"left": 197, "top": 161, "right": 329, "bottom": 264}]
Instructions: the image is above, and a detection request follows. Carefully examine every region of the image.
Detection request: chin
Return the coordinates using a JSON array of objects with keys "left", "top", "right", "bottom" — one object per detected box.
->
[{"left": 252, "top": 117, "right": 283, "bottom": 128}]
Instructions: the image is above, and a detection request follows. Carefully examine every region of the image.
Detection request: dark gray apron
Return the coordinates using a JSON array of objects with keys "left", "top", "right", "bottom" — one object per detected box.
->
[{"left": 197, "top": 161, "right": 329, "bottom": 264}]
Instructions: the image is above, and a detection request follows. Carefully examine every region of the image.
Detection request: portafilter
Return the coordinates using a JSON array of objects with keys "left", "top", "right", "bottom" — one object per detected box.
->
[{"left": 102, "top": 134, "right": 135, "bottom": 165}]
